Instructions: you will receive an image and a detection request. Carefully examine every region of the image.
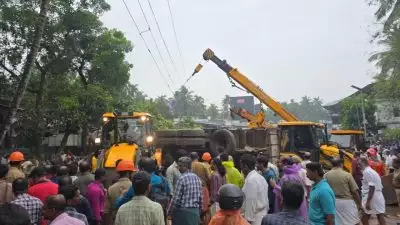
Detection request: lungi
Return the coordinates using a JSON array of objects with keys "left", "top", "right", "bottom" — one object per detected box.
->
[
  {"left": 362, "top": 191, "right": 385, "bottom": 214},
  {"left": 335, "top": 198, "right": 360, "bottom": 225},
  {"left": 171, "top": 208, "right": 200, "bottom": 225}
]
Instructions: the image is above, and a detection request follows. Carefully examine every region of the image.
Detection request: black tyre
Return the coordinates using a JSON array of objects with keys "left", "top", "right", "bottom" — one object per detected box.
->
[{"left": 210, "top": 129, "right": 237, "bottom": 155}]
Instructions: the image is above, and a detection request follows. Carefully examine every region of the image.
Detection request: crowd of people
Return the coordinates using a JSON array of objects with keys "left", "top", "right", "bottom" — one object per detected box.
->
[{"left": 0, "top": 142, "right": 399, "bottom": 225}]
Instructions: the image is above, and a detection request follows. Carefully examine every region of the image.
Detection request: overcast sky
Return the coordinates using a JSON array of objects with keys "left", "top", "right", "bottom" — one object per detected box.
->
[{"left": 101, "top": 0, "right": 379, "bottom": 106}]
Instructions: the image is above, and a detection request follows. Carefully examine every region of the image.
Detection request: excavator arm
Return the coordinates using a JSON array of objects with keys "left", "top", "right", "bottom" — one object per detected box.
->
[
  {"left": 192, "top": 49, "right": 299, "bottom": 122},
  {"left": 230, "top": 107, "right": 270, "bottom": 128}
]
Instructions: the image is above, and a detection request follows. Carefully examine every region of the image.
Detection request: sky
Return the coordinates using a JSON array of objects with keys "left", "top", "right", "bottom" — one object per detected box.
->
[{"left": 101, "top": 0, "right": 379, "bottom": 106}]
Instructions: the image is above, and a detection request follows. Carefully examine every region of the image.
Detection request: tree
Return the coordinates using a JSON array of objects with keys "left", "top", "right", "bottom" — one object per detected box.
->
[
  {"left": 0, "top": 0, "right": 51, "bottom": 146},
  {"left": 370, "top": 0, "right": 400, "bottom": 32},
  {"left": 221, "top": 95, "right": 230, "bottom": 119},
  {"left": 207, "top": 104, "right": 220, "bottom": 121},
  {"left": 340, "top": 94, "right": 377, "bottom": 133}
]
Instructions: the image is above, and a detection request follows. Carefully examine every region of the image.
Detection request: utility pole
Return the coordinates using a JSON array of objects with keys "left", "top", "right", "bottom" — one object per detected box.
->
[{"left": 350, "top": 85, "right": 367, "bottom": 138}]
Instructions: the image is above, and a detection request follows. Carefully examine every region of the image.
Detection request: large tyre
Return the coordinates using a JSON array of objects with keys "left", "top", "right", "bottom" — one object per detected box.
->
[
  {"left": 156, "top": 130, "right": 178, "bottom": 137},
  {"left": 210, "top": 129, "right": 237, "bottom": 155},
  {"left": 177, "top": 129, "right": 205, "bottom": 137}
]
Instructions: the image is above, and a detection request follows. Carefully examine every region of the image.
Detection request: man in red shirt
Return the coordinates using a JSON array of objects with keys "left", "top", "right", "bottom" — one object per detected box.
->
[
  {"left": 367, "top": 148, "right": 386, "bottom": 177},
  {"left": 28, "top": 167, "right": 59, "bottom": 203}
]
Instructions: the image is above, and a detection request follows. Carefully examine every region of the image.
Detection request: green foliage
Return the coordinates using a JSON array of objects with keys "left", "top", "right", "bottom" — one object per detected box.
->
[
  {"left": 207, "top": 104, "right": 220, "bottom": 120},
  {"left": 172, "top": 86, "right": 207, "bottom": 118},
  {"left": 264, "top": 96, "right": 329, "bottom": 122},
  {"left": 340, "top": 94, "right": 377, "bottom": 132},
  {"left": 174, "top": 117, "right": 200, "bottom": 129},
  {"left": 383, "top": 128, "right": 400, "bottom": 140}
]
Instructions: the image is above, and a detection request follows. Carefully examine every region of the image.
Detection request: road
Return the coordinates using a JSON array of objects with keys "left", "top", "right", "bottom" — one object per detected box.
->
[{"left": 370, "top": 205, "right": 399, "bottom": 225}]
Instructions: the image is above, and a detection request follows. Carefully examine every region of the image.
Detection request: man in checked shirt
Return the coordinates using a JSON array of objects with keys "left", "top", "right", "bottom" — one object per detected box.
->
[
  {"left": 11, "top": 178, "right": 43, "bottom": 225},
  {"left": 167, "top": 156, "right": 203, "bottom": 225}
]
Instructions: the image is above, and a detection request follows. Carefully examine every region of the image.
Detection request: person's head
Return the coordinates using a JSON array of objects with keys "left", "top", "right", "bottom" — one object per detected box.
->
[
  {"left": 306, "top": 162, "right": 324, "bottom": 181},
  {"left": 331, "top": 157, "right": 343, "bottom": 168},
  {"left": 43, "top": 195, "right": 67, "bottom": 221},
  {"left": 116, "top": 160, "right": 135, "bottom": 178},
  {"left": 177, "top": 156, "right": 192, "bottom": 173},
  {"left": 357, "top": 157, "right": 370, "bottom": 171},
  {"left": 281, "top": 181, "right": 304, "bottom": 210},
  {"left": 29, "top": 167, "right": 46, "bottom": 184},
  {"left": 58, "top": 175, "right": 72, "bottom": 189},
  {"left": 174, "top": 149, "right": 187, "bottom": 162},
  {"left": 190, "top": 152, "right": 199, "bottom": 161},
  {"left": 303, "top": 152, "right": 311, "bottom": 160},
  {"left": 12, "top": 178, "right": 28, "bottom": 196},
  {"left": 211, "top": 158, "right": 226, "bottom": 177},
  {"left": 138, "top": 157, "right": 155, "bottom": 174},
  {"left": 0, "top": 164, "right": 9, "bottom": 179},
  {"left": 218, "top": 184, "right": 244, "bottom": 210},
  {"left": 240, "top": 154, "right": 256, "bottom": 176},
  {"left": 132, "top": 171, "right": 151, "bottom": 196},
  {"left": 393, "top": 157, "right": 400, "bottom": 169},
  {"left": 79, "top": 161, "right": 91, "bottom": 173},
  {"left": 219, "top": 152, "right": 229, "bottom": 162},
  {"left": 0, "top": 203, "right": 30, "bottom": 225},
  {"left": 256, "top": 155, "right": 269, "bottom": 172},
  {"left": 291, "top": 155, "right": 302, "bottom": 165},
  {"left": 58, "top": 185, "right": 81, "bottom": 206},
  {"left": 68, "top": 164, "right": 78, "bottom": 176},
  {"left": 354, "top": 151, "right": 361, "bottom": 158},
  {"left": 57, "top": 166, "right": 69, "bottom": 177},
  {"left": 94, "top": 168, "right": 107, "bottom": 183},
  {"left": 8, "top": 151, "right": 25, "bottom": 166},
  {"left": 202, "top": 152, "right": 212, "bottom": 163}
]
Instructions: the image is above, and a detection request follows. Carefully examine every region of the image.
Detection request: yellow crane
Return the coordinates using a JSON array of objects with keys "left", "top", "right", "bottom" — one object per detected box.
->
[
  {"left": 191, "top": 48, "right": 353, "bottom": 172},
  {"left": 229, "top": 106, "right": 271, "bottom": 128}
]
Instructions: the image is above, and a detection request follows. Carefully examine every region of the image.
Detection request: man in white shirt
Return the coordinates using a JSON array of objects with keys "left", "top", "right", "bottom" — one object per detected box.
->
[
  {"left": 358, "top": 157, "right": 386, "bottom": 225},
  {"left": 240, "top": 154, "right": 269, "bottom": 225}
]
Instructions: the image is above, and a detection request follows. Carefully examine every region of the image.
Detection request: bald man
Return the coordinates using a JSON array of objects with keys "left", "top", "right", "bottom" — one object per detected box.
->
[
  {"left": 43, "top": 195, "right": 85, "bottom": 225},
  {"left": 73, "top": 161, "right": 94, "bottom": 194}
]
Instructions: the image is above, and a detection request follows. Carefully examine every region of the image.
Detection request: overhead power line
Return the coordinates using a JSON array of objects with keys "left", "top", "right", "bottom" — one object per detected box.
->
[
  {"left": 121, "top": 0, "right": 174, "bottom": 94},
  {"left": 166, "top": 0, "right": 186, "bottom": 75},
  {"left": 146, "top": 0, "right": 181, "bottom": 80},
  {"left": 136, "top": 0, "right": 175, "bottom": 86}
]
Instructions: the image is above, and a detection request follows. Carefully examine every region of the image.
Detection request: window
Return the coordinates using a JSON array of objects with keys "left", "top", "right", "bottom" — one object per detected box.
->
[{"left": 393, "top": 106, "right": 400, "bottom": 117}]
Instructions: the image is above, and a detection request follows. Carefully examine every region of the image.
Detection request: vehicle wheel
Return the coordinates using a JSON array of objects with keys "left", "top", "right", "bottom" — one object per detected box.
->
[{"left": 210, "top": 129, "right": 237, "bottom": 155}]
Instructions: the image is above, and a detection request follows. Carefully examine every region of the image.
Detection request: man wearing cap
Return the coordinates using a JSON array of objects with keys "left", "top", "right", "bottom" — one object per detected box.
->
[
  {"left": 6, "top": 151, "right": 25, "bottom": 183},
  {"left": 104, "top": 160, "right": 134, "bottom": 225},
  {"left": 202, "top": 152, "right": 212, "bottom": 172}
]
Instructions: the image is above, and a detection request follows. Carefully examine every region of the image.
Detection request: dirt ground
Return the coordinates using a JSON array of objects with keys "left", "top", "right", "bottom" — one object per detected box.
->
[{"left": 369, "top": 205, "right": 400, "bottom": 225}]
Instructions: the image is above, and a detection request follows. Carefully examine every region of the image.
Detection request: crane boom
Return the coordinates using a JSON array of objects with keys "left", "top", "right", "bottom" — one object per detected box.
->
[
  {"left": 230, "top": 107, "right": 270, "bottom": 128},
  {"left": 193, "top": 49, "right": 299, "bottom": 122}
]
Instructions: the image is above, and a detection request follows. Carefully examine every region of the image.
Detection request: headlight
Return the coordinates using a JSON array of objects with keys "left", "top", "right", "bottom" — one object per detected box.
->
[
  {"left": 146, "top": 136, "right": 154, "bottom": 143},
  {"left": 140, "top": 116, "right": 147, "bottom": 122},
  {"left": 94, "top": 137, "right": 101, "bottom": 144},
  {"left": 103, "top": 117, "right": 109, "bottom": 122}
]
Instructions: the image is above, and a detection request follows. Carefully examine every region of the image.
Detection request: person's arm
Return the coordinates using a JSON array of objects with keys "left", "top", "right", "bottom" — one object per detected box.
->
[
  {"left": 348, "top": 175, "right": 362, "bottom": 209},
  {"left": 115, "top": 186, "right": 134, "bottom": 208},
  {"left": 154, "top": 204, "right": 165, "bottom": 225},
  {"left": 166, "top": 167, "right": 174, "bottom": 194},
  {"left": 319, "top": 192, "right": 336, "bottom": 225},
  {"left": 365, "top": 185, "right": 375, "bottom": 210},
  {"left": 167, "top": 178, "right": 183, "bottom": 216},
  {"left": 351, "top": 160, "right": 357, "bottom": 177},
  {"left": 241, "top": 180, "right": 257, "bottom": 223}
]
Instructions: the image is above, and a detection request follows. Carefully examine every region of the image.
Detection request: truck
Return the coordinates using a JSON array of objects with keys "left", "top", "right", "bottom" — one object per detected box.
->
[{"left": 157, "top": 49, "right": 355, "bottom": 171}]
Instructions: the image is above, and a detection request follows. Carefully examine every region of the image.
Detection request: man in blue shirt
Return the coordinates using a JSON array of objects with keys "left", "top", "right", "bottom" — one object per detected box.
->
[
  {"left": 256, "top": 155, "right": 276, "bottom": 213},
  {"left": 306, "top": 162, "right": 336, "bottom": 225},
  {"left": 115, "top": 157, "right": 170, "bottom": 208}
]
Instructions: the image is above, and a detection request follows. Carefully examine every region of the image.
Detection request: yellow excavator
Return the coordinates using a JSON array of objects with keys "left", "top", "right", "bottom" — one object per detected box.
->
[
  {"left": 94, "top": 111, "right": 155, "bottom": 185},
  {"left": 191, "top": 48, "right": 354, "bottom": 172},
  {"left": 230, "top": 106, "right": 271, "bottom": 128}
]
